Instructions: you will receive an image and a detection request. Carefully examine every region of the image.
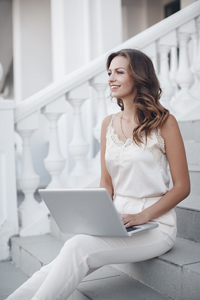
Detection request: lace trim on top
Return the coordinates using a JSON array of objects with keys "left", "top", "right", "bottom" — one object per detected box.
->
[
  {"left": 156, "top": 128, "right": 165, "bottom": 153},
  {"left": 106, "top": 123, "right": 135, "bottom": 165},
  {"left": 106, "top": 121, "right": 166, "bottom": 166}
]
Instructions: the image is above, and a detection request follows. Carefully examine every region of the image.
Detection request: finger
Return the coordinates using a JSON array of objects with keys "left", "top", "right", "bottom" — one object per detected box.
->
[
  {"left": 124, "top": 218, "right": 130, "bottom": 225},
  {"left": 125, "top": 221, "right": 132, "bottom": 228},
  {"left": 120, "top": 214, "right": 126, "bottom": 224},
  {"left": 124, "top": 218, "right": 131, "bottom": 225}
]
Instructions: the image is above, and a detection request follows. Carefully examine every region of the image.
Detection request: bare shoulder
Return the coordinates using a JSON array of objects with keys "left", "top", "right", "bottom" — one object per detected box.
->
[
  {"left": 102, "top": 114, "right": 112, "bottom": 125},
  {"left": 101, "top": 115, "right": 113, "bottom": 139},
  {"left": 162, "top": 114, "right": 178, "bottom": 130},
  {"left": 102, "top": 112, "right": 121, "bottom": 132},
  {"left": 160, "top": 114, "right": 184, "bottom": 153},
  {"left": 102, "top": 115, "right": 113, "bottom": 129},
  {"left": 161, "top": 114, "right": 180, "bottom": 138}
]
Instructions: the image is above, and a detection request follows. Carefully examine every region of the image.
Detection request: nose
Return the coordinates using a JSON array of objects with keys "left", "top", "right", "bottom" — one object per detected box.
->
[{"left": 108, "top": 73, "right": 116, "bottom": 83}]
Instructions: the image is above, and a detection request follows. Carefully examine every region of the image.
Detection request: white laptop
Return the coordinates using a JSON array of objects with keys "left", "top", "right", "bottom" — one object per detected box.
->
[{"left": 39, "top": 188, "right": 158, "bottom": 237}]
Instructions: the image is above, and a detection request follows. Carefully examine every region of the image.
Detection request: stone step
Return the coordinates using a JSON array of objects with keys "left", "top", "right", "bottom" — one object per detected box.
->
[
  {"left": 169, "top": 164, "right": 200, "bottom": 197},
  {"left": 179, "top": 119, "right": 200, "bottom": 142},
  {"left": 10, "top": 234, "right": 200, "bottom": 300},
  {"left": 184, "top": 140, "right": 200, "bottom": 166},
  {"left": 9, "top": 234, "right": 172, "bottom": 300},
  {"left": 176, "top": 195, "right": 200, "bottom": 243},
  {"left": 188, "top": 165, "right": 200, "bottom": 197},
  {"left": 0, "top": 261, "right": 29, "bottom": 300},
  {"left": 114, "top": 237, "right": 200, "bottom": 300},
  {"left": 0, "top": 260, "right": 89, "bottom": 300}
]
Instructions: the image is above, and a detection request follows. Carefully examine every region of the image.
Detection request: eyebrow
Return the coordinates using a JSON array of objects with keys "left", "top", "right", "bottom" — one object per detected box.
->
[{"left": 108, "top": 67, "right": 126, "bottom": 71}]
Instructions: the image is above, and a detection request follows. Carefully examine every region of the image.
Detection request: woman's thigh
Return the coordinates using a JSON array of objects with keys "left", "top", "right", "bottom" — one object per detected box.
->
[{"left": 63, "top": 227, "right": 174, "bottom": 270}]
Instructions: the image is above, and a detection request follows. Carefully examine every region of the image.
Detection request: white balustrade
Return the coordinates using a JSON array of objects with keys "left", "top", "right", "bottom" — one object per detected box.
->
[
  {"left": 90, "top": 72, "right": 108, "bottom": 143},
  {"left": 190, "top": 32, "right": 198, "bottom": 93},
  {"left": 16, "top": 111, "right": 50, "bottom": 236},
  {"left": 171, "top": 20, "right": 199, "bottom": 113},
  {"left": 66, "top": 82, "right": 91, "bottom": 188},
  {"left": 157, "top": 31, "right": 177, "bottom": 111},
  {"left": 42, "top": 97, "right": 66, "bottom": 189},
  {"left": 142, "top": 42, "right": 158, "bottom": 73},
  {"left": 67, "top": 98, "right": 89, "bottom": 176},
  {"left": 169, "top": 46, "right": 178, "bottom": 92},
  {"left": 0, "top": 98, "right": 18, "bottom": 259},
  {"left": 90, "top": 72, "right": 108, "bottom": 178},
  {"left": 190, "top": 16, "right": 200, "bottom": 98},
  {"left": 157, "top": 45, "right": 175, "bottom": 110},
  {"left": 169, "top": 46, "right": 180, "bottom": 115}
]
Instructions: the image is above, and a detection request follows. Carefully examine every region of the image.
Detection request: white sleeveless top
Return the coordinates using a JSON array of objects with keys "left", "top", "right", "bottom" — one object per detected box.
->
[
  {"left": 105, "top": 115, "right": 177, "bottom": 243},
  {"left": 105, "top": 115, "right": 170, "bottom": 199}
]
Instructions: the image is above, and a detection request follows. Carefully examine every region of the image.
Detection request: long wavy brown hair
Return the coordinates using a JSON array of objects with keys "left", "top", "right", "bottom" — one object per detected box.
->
[{"left": 106, "top": 49, "right": 169, "bottom": 145}]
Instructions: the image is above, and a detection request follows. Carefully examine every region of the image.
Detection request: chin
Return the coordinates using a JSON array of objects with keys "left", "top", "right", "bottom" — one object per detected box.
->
[{"left": 111, "top": 92, "right": 121, "bottom": 98}]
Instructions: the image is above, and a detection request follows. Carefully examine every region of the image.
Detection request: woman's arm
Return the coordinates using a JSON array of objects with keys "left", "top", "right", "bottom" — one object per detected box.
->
[
  {"left": 100, "top": 116, "right": 114, "bottom": 200},
  {"left": 122, "top": 114, "right": 190, "bottom": 227}
]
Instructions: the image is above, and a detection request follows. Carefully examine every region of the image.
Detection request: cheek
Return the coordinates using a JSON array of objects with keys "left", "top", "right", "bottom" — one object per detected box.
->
[{"left": 126, "top": 81, "right": 134, "bottom": 92}]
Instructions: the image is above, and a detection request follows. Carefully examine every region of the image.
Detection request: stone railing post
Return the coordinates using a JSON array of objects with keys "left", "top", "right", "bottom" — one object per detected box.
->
[
  {"left": 157, "top": 31, "right": 176, "bottom": 111},
  {"left": 158, "top": 45, "right": 175, "bottom": 110},
  {"left": 42, "top": 97, "right": 66, "bottom": 189},
  {"left": 171, "top": 20, "right": 199, "bottom": 113},
  {"left": 66, "top": 82, "right": 91, "bottom": 188},
  {"left": 169, "top": 46, "right": 179, "bottom": 114},
  {"left": 90, "top": 72, "right": 108, "bottom": 143},
  {"left": 89, "top": 72, "right": 108, "bottom": 177},
  {"left": 0, "top": 92, "right": 18, "bottom": 258},
  {"left": 16, "top": 111, "right": 50, "bottom": 236},
  {"left": 143, "top": 42, "right": 158, "bottom": 73},
  {"left": 169, "top": 46, "right": 178, "bottom": 92},
  {"left": 191, "top": 16, "right": 200, "bottom": 98}
]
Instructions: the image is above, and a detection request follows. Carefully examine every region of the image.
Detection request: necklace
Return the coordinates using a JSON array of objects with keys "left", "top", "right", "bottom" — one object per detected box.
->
[{"left": 120, "top": 112, "right": 128, "bottom": 139}]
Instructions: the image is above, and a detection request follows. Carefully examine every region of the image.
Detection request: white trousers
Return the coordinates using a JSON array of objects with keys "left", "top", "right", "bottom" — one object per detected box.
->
[
  {"left": 7, "top": 196, "right": 177, "bottom": 300},
  {"left": 7, "top": 227, "right": 175, "bottom": 300}
]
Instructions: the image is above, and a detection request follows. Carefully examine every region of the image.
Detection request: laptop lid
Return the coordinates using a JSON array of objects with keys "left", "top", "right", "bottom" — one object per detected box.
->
[{"left": 39, "top": 188, "right": 158, "bottom": 237}]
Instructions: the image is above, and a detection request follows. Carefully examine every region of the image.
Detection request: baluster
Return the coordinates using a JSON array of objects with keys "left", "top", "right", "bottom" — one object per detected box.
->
[
  {"left": 66, "top": 83, "right": 90, "bottom": 187},
  {"left": 191, "top": 16, "right": 200, "bottom": 98},
  {"left": 68, "top": 98, "right": 89, "bottom": 175},
  {"left": 142, "top": 42, "right": 158, "bottom": 74},
  {"left": 157, "top": 31, "right": 177, "bottom": 111},
  {"left": 190, "top": 33, "right": 198, "bottom": 93},
  {"left": 0, "top": 96, "right": 18, "bottom": 258},
  {"left": 169, "top": 46, "right": 178, "bottom": 92},
  {"left": 90, "top": 72, "right": 108, "bottom": 177},
  {"left": 169, "top": 46, "right": 179, "bottom": 114},
  {"left": 42, "top": 97, "right": 66, "bottom": 189},
  {"left": 16, "top": 112, "right": 50, "bottom": 236},
  {"left": 171, "top": 20, "right": 198, "bottom": 113},
  {"left": 158, "top": 45, "right": 175, "bottom": 110},
  {"left": 90, "top": 72, "right": 108, "bottom": 143}
]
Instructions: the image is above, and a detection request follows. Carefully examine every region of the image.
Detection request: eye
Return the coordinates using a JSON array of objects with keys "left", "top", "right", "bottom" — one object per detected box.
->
[
  {"left": 117, "top": 71, "right": 124, "bottom": 74},
  {"left": 108, "top": 72, "right": 112, "bottom": 76}
]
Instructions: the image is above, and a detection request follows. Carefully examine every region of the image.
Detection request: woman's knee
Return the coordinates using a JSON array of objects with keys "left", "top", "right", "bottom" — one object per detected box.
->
[{"left": 61, "top": 234, "right": 94, "bottom": 257}]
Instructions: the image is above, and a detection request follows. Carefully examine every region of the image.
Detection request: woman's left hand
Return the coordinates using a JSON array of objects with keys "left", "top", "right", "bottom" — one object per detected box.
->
[{"left": 120, "top": 211, "right": 149, "bottom": 228}]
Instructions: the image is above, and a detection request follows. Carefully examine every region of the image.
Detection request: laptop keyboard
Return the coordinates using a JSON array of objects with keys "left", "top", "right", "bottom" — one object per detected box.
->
[{"left": 126, "top": 225, "right": 141, "bottom": 232}]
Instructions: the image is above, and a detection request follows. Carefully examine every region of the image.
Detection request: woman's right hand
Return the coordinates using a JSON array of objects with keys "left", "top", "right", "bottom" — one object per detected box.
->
[{"left": 120, "top": 211, "right": 150, "bottom": 227}]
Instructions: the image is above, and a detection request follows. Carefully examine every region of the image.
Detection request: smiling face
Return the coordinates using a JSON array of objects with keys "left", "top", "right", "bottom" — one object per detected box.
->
[{"left": 108, "top": 56, "right": 135, "bottom": 101}]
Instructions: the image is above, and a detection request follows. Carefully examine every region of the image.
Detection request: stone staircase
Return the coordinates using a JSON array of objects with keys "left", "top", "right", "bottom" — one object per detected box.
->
[
  {"left": 114, "top": 209, "right": 200, "bottom": 300},
  {"left": 6, "top": 119, "right": 200, "bottom": 300}
]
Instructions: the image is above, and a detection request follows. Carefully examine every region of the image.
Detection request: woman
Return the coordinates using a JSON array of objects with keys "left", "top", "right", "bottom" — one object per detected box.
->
[{"left": 7, "top": 49, "right": 190, "bottom": 300}]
